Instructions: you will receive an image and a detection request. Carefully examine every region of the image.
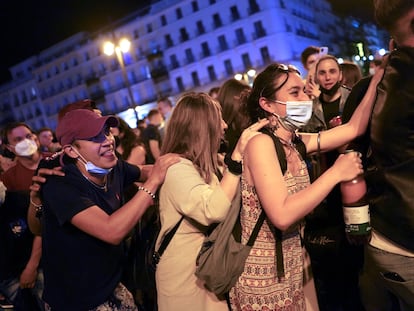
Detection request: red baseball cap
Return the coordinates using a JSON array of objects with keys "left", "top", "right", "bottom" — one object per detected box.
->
[{"left": 56, "top": 109, "right": 118, "bottom": 145}]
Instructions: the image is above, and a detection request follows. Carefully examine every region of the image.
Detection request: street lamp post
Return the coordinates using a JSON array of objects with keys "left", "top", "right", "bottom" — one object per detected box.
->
[{"left": 103, "top": 38, "right": 139, "bottom": 125}]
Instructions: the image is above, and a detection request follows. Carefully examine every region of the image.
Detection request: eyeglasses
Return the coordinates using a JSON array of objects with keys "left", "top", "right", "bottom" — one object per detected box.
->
[
  {"left": 259, "top": 64, "right": 301, "bottom": 98},
  {"left": 86, "top": 125, "right": 111, "bottom": 143},
  {"left": 276, "top": 64, "right": 300, "bottom": 75}
]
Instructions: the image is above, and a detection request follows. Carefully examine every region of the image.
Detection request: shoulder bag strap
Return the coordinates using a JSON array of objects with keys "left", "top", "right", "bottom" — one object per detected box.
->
[
  {"left": 246, "top": 210, "right": 266, "bottom": 246},
  {"left": 156, "top": 216, "right": 184, "bottom": 258}
]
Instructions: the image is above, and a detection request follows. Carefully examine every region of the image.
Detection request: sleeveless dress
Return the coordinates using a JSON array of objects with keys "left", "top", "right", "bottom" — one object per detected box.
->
[{"left": 230, "top": 151, "right": 310, "bottom": 311}]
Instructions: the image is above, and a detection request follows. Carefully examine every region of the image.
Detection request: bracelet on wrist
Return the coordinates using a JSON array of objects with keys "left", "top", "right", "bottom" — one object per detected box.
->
[
  {"left": 30, "top": 198, "right": 43, "bottom": 218},
  {"left": 138, "top": 186, "right": 156, "bottom": 200},
  {"left": 224, "top": 153, "right": 242, "bottom": 175}
]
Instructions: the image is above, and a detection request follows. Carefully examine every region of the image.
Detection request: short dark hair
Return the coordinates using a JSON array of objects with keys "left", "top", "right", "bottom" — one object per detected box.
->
[
  {"left": 208, "top": 87, "right": 220, "bottom": 96},
  {"left": 37, "top": 127, "right": 53, "bottom": 135},
  {"left": 1, "top": 122, "right": 33, "bottom": 145},
  {"left": 300, "top": 46, "right": 320, "bottom": 66},
  {"left": 147, "top": 109, "right": 161, "bottom": 119},
  {"left": 374, "top": 0, "right": 414, "bottom": 31},
  {"left": 157, "top": 97, "right": 173, "bottom": 107}
]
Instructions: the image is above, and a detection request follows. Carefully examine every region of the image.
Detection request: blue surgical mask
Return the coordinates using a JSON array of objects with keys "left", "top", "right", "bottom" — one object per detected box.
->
[
  {"left": 72, "top": 147, "right": 113, "bottom": 176},
  {"left": 272, "top": 100, "right": 313, "bottom": 131}
]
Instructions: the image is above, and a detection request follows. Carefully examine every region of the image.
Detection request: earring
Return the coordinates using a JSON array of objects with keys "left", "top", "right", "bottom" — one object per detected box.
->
[{"left": 269, "top": 114, "right": 279, "bottom": 131}]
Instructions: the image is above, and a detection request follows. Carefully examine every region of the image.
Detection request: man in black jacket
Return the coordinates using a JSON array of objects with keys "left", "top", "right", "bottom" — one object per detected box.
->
[{"left": 353, "top": 1, "right": 414, "bottom": 310}]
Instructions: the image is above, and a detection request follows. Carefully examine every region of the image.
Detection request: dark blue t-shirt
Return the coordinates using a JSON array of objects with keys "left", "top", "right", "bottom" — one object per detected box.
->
[{"left": 41, "top": 160, "right": 140, "bottom": 311}]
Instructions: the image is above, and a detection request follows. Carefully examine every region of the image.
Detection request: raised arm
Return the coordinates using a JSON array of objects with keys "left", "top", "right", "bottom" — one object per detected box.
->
[{"left": 245, "top": 134, "right": 363, "bottom": 231}]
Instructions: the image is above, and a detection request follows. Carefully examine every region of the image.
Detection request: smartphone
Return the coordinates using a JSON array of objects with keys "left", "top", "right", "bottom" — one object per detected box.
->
[{"left": 319, "top": 46, "right": 329, "bottom": 56}]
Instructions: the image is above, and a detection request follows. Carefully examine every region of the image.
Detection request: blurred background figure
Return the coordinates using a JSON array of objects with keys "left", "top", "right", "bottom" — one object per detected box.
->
[
  {"left": 141, "top": 109, "right": 163, "bottom": 165},
  {"left": 368, "top": 58, "right": 383, "bottom": 76},
  {"left": 301, "top": 45, "right": 328, "bottom": 99},
  {"left": 208, "top": 86, "right": 220, "bottom": 99},
  {"left": 216, "top": 78, "right": 251, "bottom": 154},
  {"left": 157, "top": 97, "right": 174, "bottom": 140},
  {"left": 37, "top": 127, "right": 61, "bottom": 158},
  {"left": 301, "top": 46, "right": 322, "bottom": 76},
  {"left": 340, "top": 61, "right": 363, "bottom": 89},
  {"left": 111, "top": 117, "right": 146, "bottom": 167}
]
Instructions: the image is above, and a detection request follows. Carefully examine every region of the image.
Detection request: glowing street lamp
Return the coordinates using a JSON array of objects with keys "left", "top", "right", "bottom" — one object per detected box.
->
[
  {"left": 103, "top": 37, "right": 138, "bottom": 124},
  {"left": 234, "top": 69, "right": 256, "bottom": 86}
]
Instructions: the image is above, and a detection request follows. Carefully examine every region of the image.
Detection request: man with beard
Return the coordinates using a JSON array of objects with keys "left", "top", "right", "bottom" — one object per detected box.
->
[{"left": 300, "top": 55, "right": 365, "bottom": 311}]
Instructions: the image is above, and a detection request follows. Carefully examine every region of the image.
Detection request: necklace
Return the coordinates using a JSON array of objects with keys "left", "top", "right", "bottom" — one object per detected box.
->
[
  {"left": 272, "top": 130, "right": 296, "bottom": 159},
  {"left": 81, "top": 172, "right": 108, "bottom": 192}
]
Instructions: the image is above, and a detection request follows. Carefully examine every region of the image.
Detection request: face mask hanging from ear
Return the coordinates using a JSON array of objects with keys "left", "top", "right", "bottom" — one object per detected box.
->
[
  {"left": 272, "top": 100, "right": 313, "bottom": 131},
  {"left": 71, "top": 146, "right": 112, "bottom": 176}
]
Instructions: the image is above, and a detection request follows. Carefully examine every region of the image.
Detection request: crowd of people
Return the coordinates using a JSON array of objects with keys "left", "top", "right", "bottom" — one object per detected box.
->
[{"left": 0, "top": 0, "right": 413, "bottom": 310}]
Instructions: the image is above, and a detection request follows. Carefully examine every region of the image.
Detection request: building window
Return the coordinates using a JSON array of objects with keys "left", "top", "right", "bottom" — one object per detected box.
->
[
  {"left": 235, "top": 28, "right": 247, "bottom": 45},
  {"left": 224, "top": 59, "right": 234, "bottom": 76},
  {"left": 134, "top": 29, "right": 139, "bottom": 39},
  {"left": 196, "top": 21, "right": 205, "bottom": 35},
  {"left": 260, "top": 46, "right": 271, "bottom": 64},
  {"left": 254, "top": 21, "right": 266, "bottom": 38},
  {"left": 249, "top": 0, "right": 260, "bottom": 14},
  {"left": 210, "top": 0, "right": 216, "bottom": 4},
  {"left": 170, "top": 54, "right": 179, "bottom": 69},
  {"left": 165, "top": 34, "right": 173, "bottom": 48},
  {"left": 207, "top": 65, "right": 217, "bottom": 82},
  {"left": 180, "top": 28, "right": 189, "bottom": 42},
  {"left": 176, "top": 77, "right": 185, "bottom": 92},
  {"left": 213, "top": 13, "right": 222, "bottom": 28},
  {"left": 123, "top": 53, "right": 133, "bottom": 66},
  {"left": 191, "top": 1, "right": 199, "bottom": 12},
  {"left": 185, "top": 48, "right": 195, "bottom": 63},
  {"left": 147, "top": 23, "right": 153, "bottom": 33},
  {"left": 218, "top": 35, "right": 229, "bottom": 51},
  {"left": 176, "top": 8, "right": 183, "bottom": 19},
  {"left": 241, "top": 53, "right": 252, "bottom": 69},
  {"left": 191, "top": 71, "right": 200, "bottom": 87},
  {"left": 161, "top": 15, "right": 167, "bottom": 26},
  {"left": 230, "top": 6, "right": 240, "bottom": 21},
  {"left": 201, "top": 42, "right": 211, "bottom": 58}
]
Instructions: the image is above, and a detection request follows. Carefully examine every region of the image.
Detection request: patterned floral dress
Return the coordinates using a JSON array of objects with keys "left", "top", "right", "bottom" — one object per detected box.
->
[{"left": 230, "top": 152, "right": 310, "bottom": 311}]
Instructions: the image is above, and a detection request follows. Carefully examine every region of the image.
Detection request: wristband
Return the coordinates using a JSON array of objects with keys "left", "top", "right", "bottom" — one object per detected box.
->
[{"left": 224, "top": 153, "right": 242, "bottom": 175}]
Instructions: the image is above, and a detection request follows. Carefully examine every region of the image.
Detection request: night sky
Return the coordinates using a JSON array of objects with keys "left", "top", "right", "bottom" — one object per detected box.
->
[{"left": 0, "top": 0, "right": 375, "bottom": 84}]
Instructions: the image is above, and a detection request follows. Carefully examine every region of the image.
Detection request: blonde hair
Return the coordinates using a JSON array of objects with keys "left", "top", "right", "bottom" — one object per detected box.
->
[{"left": 161, "top": 92, "right": 222, "bottom": 183}]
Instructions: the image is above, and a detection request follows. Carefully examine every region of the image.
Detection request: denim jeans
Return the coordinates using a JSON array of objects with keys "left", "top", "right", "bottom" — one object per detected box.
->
[
  {"left": 0, "top": 269, "right": 44, "bottom": 311},
  {"left": 360, "top": 245, "right": 414, "bottom": 311}
]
